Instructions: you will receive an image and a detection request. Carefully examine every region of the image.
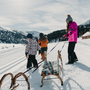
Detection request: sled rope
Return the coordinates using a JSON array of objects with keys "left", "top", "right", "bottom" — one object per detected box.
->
[
  {"left": 40, "top": 41, "right": 67, "bottom": 87},
  {"left": 17, "top": 41, "right": 62, "bottom": 80},
  {"left": 25, "top": 41, "right": 66, "bottom": 77},
  {"left": 47, "top": 42, "right": 60, "bottom": 55},
  {"left": 0, "top": 41, "right": 66, "bottom": 90},
  {"left": 60, "top": 41, "right": 67, "bottom": 53},
  {"left": 18, "top": 41, "right": 61, "bottom": 77}
]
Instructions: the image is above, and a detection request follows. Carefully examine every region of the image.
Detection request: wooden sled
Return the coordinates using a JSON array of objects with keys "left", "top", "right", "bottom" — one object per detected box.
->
[
  {"left": 0, "top": 73, "right": 14, "bottom": 89},
  {"left": 41, "top": 50, "right": 63, "bottom": 87},
  {"left": 0, "top": 72, "right": 30, "bottom": 90},
  {"left": 12, "top": 72, "right": 30, "bottom": 90}
]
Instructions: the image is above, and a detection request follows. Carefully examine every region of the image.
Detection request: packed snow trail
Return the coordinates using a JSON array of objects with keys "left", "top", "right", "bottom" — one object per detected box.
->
[
  {"left": 0, "top": 45, "right": 27, "bottom": 78},
  {"left": 0, "top": 38, "right": 90, "bottom": 90},
  {"left": 0, "top": 45, "right": 26, "bottom": 67},
  {"left": 0, "top": 56, "right": 26, "bottom": 75}
]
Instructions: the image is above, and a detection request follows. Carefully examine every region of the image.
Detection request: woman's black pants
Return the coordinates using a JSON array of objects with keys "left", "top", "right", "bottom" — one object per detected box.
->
[{"left": 68, "top": 42, "right": 77, "bottom": 63}]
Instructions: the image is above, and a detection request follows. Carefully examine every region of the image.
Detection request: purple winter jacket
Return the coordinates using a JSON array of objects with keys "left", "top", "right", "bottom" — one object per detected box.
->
[{"left": 68, "top": 22, "right": 77, "bottom": 43}]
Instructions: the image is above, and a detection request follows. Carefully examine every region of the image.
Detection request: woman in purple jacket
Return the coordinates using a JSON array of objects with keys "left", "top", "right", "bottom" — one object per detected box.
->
[{"left": 63, "top": 14, "right": 78, "bottom": 64}]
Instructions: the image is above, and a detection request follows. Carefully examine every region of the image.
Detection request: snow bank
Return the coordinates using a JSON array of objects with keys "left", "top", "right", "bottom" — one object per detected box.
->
[
  {"left": 83, "top": 31, "right": 90, "bottom": 36},
  {"left": 0, "top": 43, "right": 24, "bottom": 50}
]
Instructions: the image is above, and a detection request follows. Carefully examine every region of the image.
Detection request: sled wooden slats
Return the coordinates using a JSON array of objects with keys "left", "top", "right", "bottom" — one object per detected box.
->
[{"left": 41, "top": 50, "right": 63, "bottom": 87}]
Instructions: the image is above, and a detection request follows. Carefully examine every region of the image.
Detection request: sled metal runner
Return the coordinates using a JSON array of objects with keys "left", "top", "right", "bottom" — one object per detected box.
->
[{"left": 40, "top": 50, "right": 63, "bottom": 87}]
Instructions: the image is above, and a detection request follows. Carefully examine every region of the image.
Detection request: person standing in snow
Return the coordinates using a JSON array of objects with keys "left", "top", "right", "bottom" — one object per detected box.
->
[
  {"left": 63, "top": 14, "right": 78, "bottom": 64},
  {"left": 38, "top": 33, "right": 49, "bottom": 60},
  {"left": 25, "top": 34, "right": 40, "bottom": 69}
]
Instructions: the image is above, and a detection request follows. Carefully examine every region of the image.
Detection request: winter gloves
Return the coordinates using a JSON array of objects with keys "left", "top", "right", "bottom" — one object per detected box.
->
[
  {"left": 25, "top": 50, "right": 41, "bottom": 58},
  {"left": 25, "top": 52, "right": 28, "bottom": 58},
  {"left": 39, "top": 50, "right": 41, "bottom": 55},
  {"left": 63, "top": 31, "right": 72, "bottom": 38},
  {"left": 63, "top": 34, "right": 68, "bottom": 38}
]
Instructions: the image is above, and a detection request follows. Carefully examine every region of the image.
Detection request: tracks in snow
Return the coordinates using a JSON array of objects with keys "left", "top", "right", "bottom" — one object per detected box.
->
[
  {"left": 0, "top": 47, "right": 23, "bottom": 59},
  {"left": 0, "top": 56, "right": 26, "bottom": 78}
]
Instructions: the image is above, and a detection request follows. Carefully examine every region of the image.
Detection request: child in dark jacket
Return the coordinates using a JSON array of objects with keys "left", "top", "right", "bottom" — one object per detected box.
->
[
  {"left": 38, "top": 33, "right": 49, "bottom": 60},
  {"left": 25, "top": 34, "right": 40, "bottom": 69}
]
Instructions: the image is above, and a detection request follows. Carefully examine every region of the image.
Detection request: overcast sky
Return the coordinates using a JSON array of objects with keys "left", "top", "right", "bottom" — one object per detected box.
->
[{"left": 0, "top": 0, "right": 90, "bottom": 34}]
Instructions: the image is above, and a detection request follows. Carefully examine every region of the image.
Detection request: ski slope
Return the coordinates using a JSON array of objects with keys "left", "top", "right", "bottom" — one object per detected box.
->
[{"left": 0, "top": 37, "right": 90, "bottom": 90}]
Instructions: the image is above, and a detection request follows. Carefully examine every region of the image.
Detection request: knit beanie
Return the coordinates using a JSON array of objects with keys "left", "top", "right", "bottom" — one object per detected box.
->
[
  {"left": 27, "top": 34, "right": 33, "bottom": 38},
  {"left": 66, "top": 14, "right": 73, "bottom": 22},
  {"left": 39, "top": 33, "right": 44, "bottom": 38}
]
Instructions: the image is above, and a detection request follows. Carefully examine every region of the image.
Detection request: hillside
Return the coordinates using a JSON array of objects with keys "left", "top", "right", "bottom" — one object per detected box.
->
[
  {"left": 0, "top": 26, "right": 40, "bottom": 44},
  {"left": 0, "top": 26, "right": 27, "bottom": 44}
]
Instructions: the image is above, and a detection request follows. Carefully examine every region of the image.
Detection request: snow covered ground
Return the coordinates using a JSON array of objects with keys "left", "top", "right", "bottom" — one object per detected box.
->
[{"left": 0, "top": 36, "right": 90, "bottom": 90}]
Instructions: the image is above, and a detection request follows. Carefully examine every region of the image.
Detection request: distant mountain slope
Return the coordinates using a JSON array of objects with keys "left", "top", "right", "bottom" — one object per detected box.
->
[
  {"left": 0, "top": 27, "right": 27, "bottom": 44},
  {"left": 0, "top": 26, "right": 40, "bottom": 44},
  {"left": 82, "top": 19, "right": 90, "bottom": 25}
]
